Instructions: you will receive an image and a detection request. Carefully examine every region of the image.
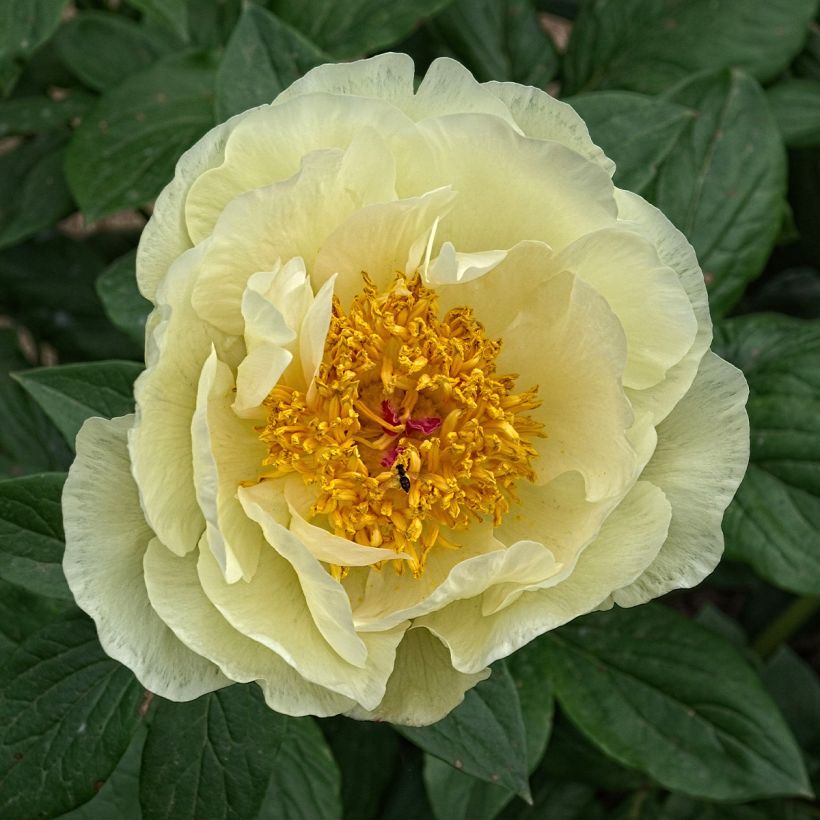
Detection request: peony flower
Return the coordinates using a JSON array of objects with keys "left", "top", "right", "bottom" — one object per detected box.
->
[{"left": 62, "top": 54, "right": 749, "bottom": 726}]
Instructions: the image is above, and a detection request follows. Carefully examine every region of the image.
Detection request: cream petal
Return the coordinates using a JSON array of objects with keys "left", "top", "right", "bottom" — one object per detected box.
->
[
  {"left": 191, "top": 141, "right": 392, "bottom": 337},
  {"left": 273, "top": 52, "right": 416, "bottom": 107},
  {"left": 238, "top": 481, "right": 367, "bottom": 667},
  {"left": 300, "top": 275, "right": 336, "bottom": 393},
  {"left": 553, "top": 228, "right": 698, "bottom": 390},
  {"left": 136, "top": 109, "right": 255, "bottom": 301},
  {"left": 346, "top": 627, "right": 490, "bottom": 727},
  {"left": 426, "top": 242, "right": 508, "bottom": 286},
  {"left": 284, "top": 479, "right": 410, "bottom": 567},
  {"left": 418, "top": 480, "right": 671, "bottom": 674},
  {"left": 198, "top": 545, "right": 407, "bottom": 709},
  {"left": 129, "top": 243, "right": 220, "bottom": 556},
  {"left": 499, "top": 270, "right": 637, "bottom": 500},
  {"left": 403, "top": 58, "right": 521, "bottom": 128},
  {"left": 185, "top": 94, "right": 414, "bottom": 244},
  {"left": 611, "top": 353, "right": 749, "bottom": 606},
  {"left": 234, "top": 344, "right": 292, "bottom": 420},
  {"left": 483, "top": 80, "right": 616, "bottom": 177},
  {"left": 400, "top": 114, "right": 618, "bottom": 252},
  {"left": 63, "top": 415, "right": 227, "bottom": 699},
  {"left": 616, "top": 189, "right": 713, "bottom": 423},
  {"left": 311, "top": 187, "right": 457, "bottom": 305},
  {"left": 143, "top": 540, "right": 354, "bottom": 717},
  {"left": 191, "top": 348, "right": 268, "bottom": 582}
]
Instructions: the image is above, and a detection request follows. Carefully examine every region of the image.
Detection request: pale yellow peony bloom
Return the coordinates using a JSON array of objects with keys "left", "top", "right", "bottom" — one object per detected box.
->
[{"left": 62, "top": 54, "right": 749, "bottom": 726}]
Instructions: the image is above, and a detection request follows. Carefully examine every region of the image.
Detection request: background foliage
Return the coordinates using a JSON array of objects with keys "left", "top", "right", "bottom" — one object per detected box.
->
[{"left": 0, "top": 1, "right": 819, "bottom": 818}]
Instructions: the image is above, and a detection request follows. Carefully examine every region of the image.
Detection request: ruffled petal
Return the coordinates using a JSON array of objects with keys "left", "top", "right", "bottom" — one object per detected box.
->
[
  {"left": 417, "top": 480, "right": 671, "bottom": 674},
  {"left": 63, "top": 415, "right": 227, "bottom": 699},
  {"left": 129, "top": 243, "right": 222, "bottom": 556},
  {"left": 198, "top": 545, "right": 407, "bottom": 709},
  {"left": 347, "top": 627, "right": 489, "bottom": 727},
  {"left": 611, "top": 352, "right": 749, "bottom": 606},
  {"left": 143, "top": 540, "right": 354, "bottom": 717}
]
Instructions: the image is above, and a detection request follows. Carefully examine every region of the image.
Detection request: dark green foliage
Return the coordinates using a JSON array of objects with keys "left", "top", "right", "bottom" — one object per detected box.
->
[{"left": 0, "top": 2, "right": 819, "bottom": 819}]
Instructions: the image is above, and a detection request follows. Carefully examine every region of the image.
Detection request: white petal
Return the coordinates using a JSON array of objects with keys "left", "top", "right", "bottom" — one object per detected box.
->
[
  {"left": 346, "top": 628, "right": 489, "bottom": 727},
  {"left": 63, "top": 415, "right": 227, "bottom": 699},
  {"left": 612, "top": 353, "right": 749, "bottom": 606},
  {"left": 143, "top": 540, "right": 354, "bottom": 717},
  {"left": 418, "top": 480, "right": 671, "bottom": 674}
]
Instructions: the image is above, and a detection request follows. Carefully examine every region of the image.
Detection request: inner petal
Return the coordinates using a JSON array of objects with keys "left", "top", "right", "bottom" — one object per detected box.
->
[{"left": 248, "top": 273, "right": 544, "bottom": 578}]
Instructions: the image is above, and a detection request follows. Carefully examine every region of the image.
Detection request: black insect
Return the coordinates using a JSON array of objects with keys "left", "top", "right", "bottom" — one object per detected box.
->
[{"left": 396, "top": 463, "right": 411, "bottom": 493}]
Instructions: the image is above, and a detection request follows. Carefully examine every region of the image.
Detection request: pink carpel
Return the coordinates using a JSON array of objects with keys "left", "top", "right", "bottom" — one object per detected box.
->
[
  {"left": 380, "top": 445, "right": 403, "bottom": 468},
  {"left": 406, "top": 416, "right": 441, "bottom": 435},
  {"left": 381, "top": 400, "right": 401, "bottom": 427}
]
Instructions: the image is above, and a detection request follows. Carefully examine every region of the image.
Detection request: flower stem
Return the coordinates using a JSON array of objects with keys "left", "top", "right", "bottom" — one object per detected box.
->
[{"left": 752, "top": 595, "right": 820, "bottom": 659}]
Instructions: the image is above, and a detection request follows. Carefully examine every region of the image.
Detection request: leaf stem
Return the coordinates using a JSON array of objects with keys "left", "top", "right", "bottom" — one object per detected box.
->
[{"left": 752, "top": 596, "right": 820, "bottom": 658}]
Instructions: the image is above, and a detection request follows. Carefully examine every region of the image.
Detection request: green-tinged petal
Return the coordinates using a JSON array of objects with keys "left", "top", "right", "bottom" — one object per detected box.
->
[
  {"left": 311, "top": 187, "right": 457, "bottom": 305},
  {"left": 617, "top": 189, "right": 713, "bottom": 423},
  {"left": 611, "top": 353, "right": 749, "bottom": 606},
  {"left": 191, "top": 137, "right": 396, "bottom": 337},
  {"left": 129, "top": 243, "right": 220, "bottom": 556},
  {"left": 185, "top": 94, "right": 414, "bottom": 244},
  {"left": 191, "top": 348, "right": 268, "bottom": 582},
  {"left": 347, "top": 628, "right": 489, "bottom": 727},
  {"left": 137, "top": 109, "right": 255, "bottom": 301},
  {"left": 143, "top": 540, "right": 354, "bottom": 717},
  {"left": 198, "top": 531, "right": 408, "bottom": 709},
  {"left": 63, "top": 415, "right": 227, "bottom": 699},
  {"left": 402, "top": 114, "right": 617, "bottom": 253},
  {"left": 418, "top": 480, "right": 671, "bottom": 674},
  {"left": 273, "top": 52, "right": 416, "bottom": 108},
  {"left": 238, "top": 480, "right": 367, "bottom": 667},
  {"left": 553, "top": 227, "right": 698, "bottom": 390}
]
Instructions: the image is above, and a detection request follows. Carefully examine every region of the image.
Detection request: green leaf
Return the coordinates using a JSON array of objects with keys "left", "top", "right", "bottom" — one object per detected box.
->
[
  {"left": 651, "top": 70, "right": 786, "bottom": 317},
  {"left": 429, "top": 0, "right": 557, "bottom": 86},
  {"left": 0, "top": 472, "right": 70, "bottom": 599},
  {"left": 768, "top": 79, "right": 820, "bottom": 149},
  {"left": 0, "top": 91, "right": 92, "bottom": 138},
  {"left": 378, "top": 744, "right": 434, "bottom": 820},
  {"left": 563, "top": 0, "right": 818, "bottom": 95},
  {"left": 125, "top": 0, "right": 189, "bottom": 42},
  {"left": 96, "top": 250, "right": 150, "bottom": 345},
  {"left": 66, "top": 52, "right": 217, "bottom": 221},
  {"left": 0, "top": 577, "right": 75, "bottom": 653},
  {"left": 763, "top": 647, "right": 820, "bottom": 756},
  {"left": 55, "top": 11, "right": 169, "bottom": 92},
  {"left": 0, "top": 0, "right": 69, "bottom": 95},
  {"left": 0, "top": 615, "right": 145, "bottom": 819},
  {"left": 270, "top": 0, "right": 456, "bottom": 58},
  {"left": 399, "top": 661, "right": 531, "bottom": 802},
  {"left": 215, "top": 4, "right": 329, "bottom": 121},
  {"left": 140, "top": 685, "right": 290, "bottom": 820},
  {"left": 496, "top": 780, "right": 604, "bottom": 820},
  {"left": 657, "top": 794, "right": 817, "bottom": 820},
  {"left": 0, "top": 132, "right": 74, "bottom": 250},
  {"left": 738, "top": 267, "right": 820, "bottom": 321},
  {"left": 14, "top": 361, "right": 142, "bottom": 448},
  {"left": 0, "top": 328, "right": 72, "bottom": 478},
  {"left": 59, "top": 724, "right": 146, "bottom": 820},
  {"left": 568, "top": 91, "right": 693, "bottom": 196},
  {"left": 539, "top": 605, "right": 811, "bottom": 801},
  {"left": 258, "top": 716, "right": 342, "bottom": 820},
  {"left": 323, "top": 719, "right": 399, "bottom": 820},
  {"left": 716, "top": 315, "right": 820, "bottom": 596}
]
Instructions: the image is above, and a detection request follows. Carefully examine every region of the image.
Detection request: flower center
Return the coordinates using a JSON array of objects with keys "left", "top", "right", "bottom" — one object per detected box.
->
[{"left": 257, "top": 273, "right": 544, "bottom": 577}]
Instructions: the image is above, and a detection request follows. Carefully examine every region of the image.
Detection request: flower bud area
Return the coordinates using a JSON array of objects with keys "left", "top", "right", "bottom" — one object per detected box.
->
[{"left": 257, "top": 273, "right": 544, "bottom": 578}]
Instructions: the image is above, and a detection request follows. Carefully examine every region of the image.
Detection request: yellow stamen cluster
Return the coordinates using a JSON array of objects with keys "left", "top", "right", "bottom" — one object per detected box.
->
[{"left": 257, "top": 273, "right": 544, "bottom": 577}]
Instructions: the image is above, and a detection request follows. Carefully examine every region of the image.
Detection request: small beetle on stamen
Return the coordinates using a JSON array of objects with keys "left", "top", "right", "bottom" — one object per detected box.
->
[{"left": 396, "top": 463, "right": 411, "bottom": 493}]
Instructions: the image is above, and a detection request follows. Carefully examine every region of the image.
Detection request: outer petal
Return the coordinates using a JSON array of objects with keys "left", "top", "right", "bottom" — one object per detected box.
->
[
  {"left": 347, "top": 628, "right": 490, "bottom": 727},
  {"left": 483, "top": 79, "right": 616, "bottom": 177},
  {"left": 616, "top": 189, "right": 713, "bottom": 423},
  {"left": 418, "top": 480, "right": 671, "bottom": 674},
  {"left": 143, "top": 541, "right": 354, "bottom": 717},
  {"left": 611, "top": 353, "right": 749, "bottom": 606},
  {"left": 197, "top": 543, "right": 407, "bottom": 710},
  {"left": 129, "top": 242, "right": 219, "bottom": 556},
  {"left": 62, "top": 415, "right": 227, "bottom": 699}
]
